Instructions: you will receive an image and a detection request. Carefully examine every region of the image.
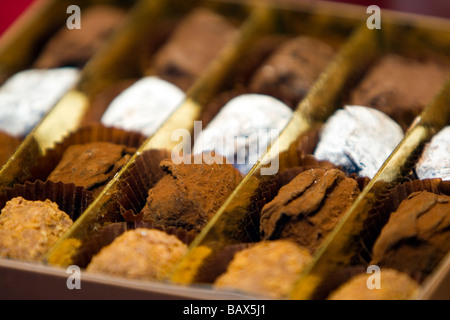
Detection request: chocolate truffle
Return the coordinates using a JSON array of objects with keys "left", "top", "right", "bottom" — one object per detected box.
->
[
  {"left": 349, "top": 54, "right": 450, "bottom": 131},
  {"left": 151, "top": 7, "right": 238, "bottom": 91},
  {"left": 193, "top": 94, "right": 293, "bottom": 175},
  {"left": 260, "top": 168, "right": 360, "bottom": 253},
  {"left": 214, "top": 240, "right": 312, "bottom": 299},
  {"left": 86, "top": 228, "right": 188, "bottom": 281},
  {"left": 371, "top": 191, "right": 450, "bottom": 277},
  {"left": 140, "top": 157, "right": 243, "bottom": 234},
  {"left": 313, "top": 105, "right": 404, "bottom": 179},
  {"left": 47, "top": 142, "right": 136, "bottom": 196},
  {"left": 100, "top": 76, "right": 186, "bottom": 137},
  {"left": 0, "top": 131, "right": 21, "bottom": 167},
  {"left": 327, "top": 268, "right": 420, "bottom": 300},
  {"left": 415, "top": 126, "right": 450, "bottom": 181},
  {"left": 0, "top": 68, "right": 80, "bottom": 137},
  {"left": 0, "top": 197, "right": 73, "bottom": 262},
  {"left": 33, "top": 5, "right": 128, "bottom": 69},
  {"left": 249, "top": 36, "right": 336, "bottom": 107}
]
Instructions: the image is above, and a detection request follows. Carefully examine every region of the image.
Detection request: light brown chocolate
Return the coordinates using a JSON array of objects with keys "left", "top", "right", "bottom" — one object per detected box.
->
[
  {"left": 86, "top": 228, "right": 188, "bottom": 281},
  {"left": 0, "top": 197, "right": 73, "bottom": 262}
]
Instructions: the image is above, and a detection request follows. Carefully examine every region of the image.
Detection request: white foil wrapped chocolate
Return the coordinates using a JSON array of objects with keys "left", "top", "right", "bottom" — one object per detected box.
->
[
  {"left": 314, "top": 105, "right": 404, "bottom": 179},
  {"left": 0, "top": 68, "right": 80, "bottom": 137},
  {"left": 193, "top": 94, "right": 293, "bottom": 174},
  {"left": 415, "top": 126, "right": 450, "bottom": 181},
  {"left": 101, "top": 76, "right": 186, "bottom": 137}
]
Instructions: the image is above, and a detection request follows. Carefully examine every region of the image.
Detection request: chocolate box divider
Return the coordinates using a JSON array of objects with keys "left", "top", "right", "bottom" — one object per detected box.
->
[{"left": 170, "top": 11, "right": 450, "bottom": 299}]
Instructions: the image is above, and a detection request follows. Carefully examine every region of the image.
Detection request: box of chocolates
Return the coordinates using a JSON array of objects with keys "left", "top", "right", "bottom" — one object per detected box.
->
[{"left": 0, "top": 0, "right": 448, "bottom": 300}]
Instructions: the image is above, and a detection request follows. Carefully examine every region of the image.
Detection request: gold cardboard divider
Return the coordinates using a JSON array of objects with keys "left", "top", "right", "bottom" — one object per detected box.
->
[{"left": 43, "top": 0, "right": 261, "bottom": 268}]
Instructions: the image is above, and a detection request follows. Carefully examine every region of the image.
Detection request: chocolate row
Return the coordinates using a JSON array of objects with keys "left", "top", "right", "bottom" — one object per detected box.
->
[{"left": 0, "top": 0, "right": 449, "bottom": 299}]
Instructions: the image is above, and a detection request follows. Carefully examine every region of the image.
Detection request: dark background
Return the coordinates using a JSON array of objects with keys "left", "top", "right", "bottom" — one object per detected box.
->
[{"left": 0, "top": 0, "right": 449, "bottom": 37}]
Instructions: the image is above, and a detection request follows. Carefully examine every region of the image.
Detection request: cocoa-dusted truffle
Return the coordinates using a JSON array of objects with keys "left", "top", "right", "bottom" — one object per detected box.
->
[
  {"left": 47, "top": 142, "right": 136, "bottom": 196},
  {"left": 327, "top": 268, "right": 420, "bottom": 300},
  {"left": 214, "top": 240, "right": 312, "bottom": 299},
  {"left": 349, "top": 54, "right": 450, "bottom": 131},
  {"left": 371, "top": 191, "right": 450, "bottom": 277},
  {"left": 140, "top": 157, "right": 243, "bottom": 234},
  {"left": 33, "top": 5, "right": 128, "bottom": 69},
  {"left": 86, "top": 228, "right": 188, "bottom": 281},
  {"left": 151, "top": 7, "right": 238, "bottom": 91},
  {"left": 313, "top": 105, "right": 404, "bottom": 179},
  {"left": 415, "top": 126, "right": 450, "bottom": 181},
  {"left": 0, "top": 197, "right": 73, "bottom": 262},
  {"left": 260, "top": 168, "right": 360, "bottom": 253},
  {"left": 249, "top": 36, "right": 336, "bottom": 107}
]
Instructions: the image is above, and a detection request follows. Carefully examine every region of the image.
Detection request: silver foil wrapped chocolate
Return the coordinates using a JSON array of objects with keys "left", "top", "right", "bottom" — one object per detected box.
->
[
  {"left": 192, "top": 93, "right": 293, "bottom": 174},
  {"left": 314, "top": 105, "right": 404, "bottom": 179},
  {"left": 0, "top": 68, "right": 80, "bottom": 137},
  {"left": 415, "top": 126, "right": 450, "bottom": 181},
  {"left": 100, "top": 76, "right": 186, "bottom": 137}
]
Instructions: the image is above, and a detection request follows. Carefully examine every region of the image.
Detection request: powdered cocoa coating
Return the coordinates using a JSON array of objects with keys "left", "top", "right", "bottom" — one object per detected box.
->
[
  {"left": 260, "top": 168, "right": 360, "bottom": 253},
  {"left": 47, "top": 142, "right": 136, "bottom": 196},
  {"left": 33, "top": 5, "right": 127, "bottom": 69},
  {"left": 86, "top": 228, "right": 188, "bottom": 281},
  {"left": 151, "top": 8, "right": 238, "bottom": 91},
  {"left": 140, "top": 157, "right": 243, "bottom": 234},
  {"left": 249, "top": 36, "right": 335, "bottom": 108},
  {"left": 0, "top": 197, "right": 73, "bottom": 262},
  {"left": 349, "top": 54, "right": 450, "bottom": 131},
  {"left": 371, "top": 191, "right": 450, "bottom": 277}
]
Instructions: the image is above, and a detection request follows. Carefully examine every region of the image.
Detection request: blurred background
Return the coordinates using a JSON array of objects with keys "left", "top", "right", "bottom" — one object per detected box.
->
[{"left": 0, "top": 0, "right": 449, "bottom": 37}]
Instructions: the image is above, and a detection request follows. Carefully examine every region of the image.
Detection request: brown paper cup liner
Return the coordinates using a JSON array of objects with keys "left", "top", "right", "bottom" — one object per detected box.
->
[
  {"left": 114, "top": 148, "right": 172, "bottom": 220},
  {"left": 0, "top": 180, "right": 93, "bottom": 223},
  {"left": 358, "top": 178, "right": 450, "bottom": 281},
  {"left": 72, "top": 219, "right": 196, "bottom": 269},
  {"left": 28, "top": 123, "right": 146, "bottom": 188}
]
